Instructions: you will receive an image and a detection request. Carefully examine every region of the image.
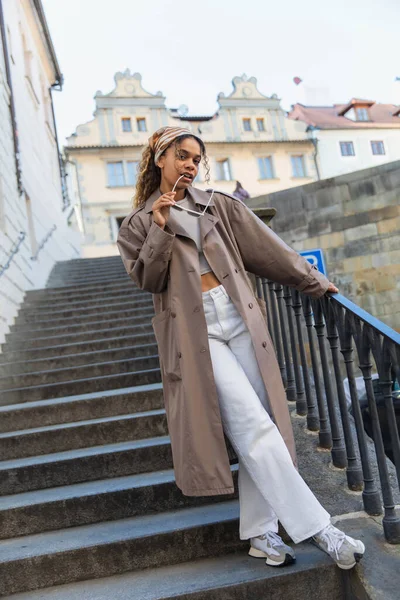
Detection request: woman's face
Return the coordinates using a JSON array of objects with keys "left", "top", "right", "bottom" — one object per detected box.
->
[{"left": 158, "top": 137, "right": 202, "bottom": 191}]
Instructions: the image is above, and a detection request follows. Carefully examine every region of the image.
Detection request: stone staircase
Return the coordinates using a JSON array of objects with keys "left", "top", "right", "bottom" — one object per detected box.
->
[{"left": 0, "top": 256, "right": 346, "bottom": 599}]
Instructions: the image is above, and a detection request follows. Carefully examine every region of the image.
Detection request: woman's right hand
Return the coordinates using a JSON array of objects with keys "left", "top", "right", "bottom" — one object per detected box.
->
[{"left": 152, "top": 192, "right": 176, "bottom": 229}]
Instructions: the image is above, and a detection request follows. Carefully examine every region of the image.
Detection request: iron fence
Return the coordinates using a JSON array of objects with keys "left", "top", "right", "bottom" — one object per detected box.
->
[{"left": 255, "top": 276, "right": 400, "bottom": 544}]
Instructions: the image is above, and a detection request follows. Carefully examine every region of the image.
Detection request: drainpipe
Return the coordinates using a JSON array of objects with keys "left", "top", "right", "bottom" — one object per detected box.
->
[
  {"left": 0, "top": 0, "right": 23, "bottom": 195},
  {"left": 308, "top": 126, "right": 321, "bottom": 181}
]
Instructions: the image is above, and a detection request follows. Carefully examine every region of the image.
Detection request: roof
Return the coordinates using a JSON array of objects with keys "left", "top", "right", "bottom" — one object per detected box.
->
[
  {"left": 171, "top": 115, "right": 215, "bottom": 122},
  {"left": 32, "top": 0, "right": 63, "bottom": 87},
  {"left": 289, "top": 100, "right": 400, "bottom": 129}
]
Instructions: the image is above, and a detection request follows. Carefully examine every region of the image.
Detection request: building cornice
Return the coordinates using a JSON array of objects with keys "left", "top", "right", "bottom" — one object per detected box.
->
[{"left": 65, "top": 139, "right": 312, "bottom": 152}]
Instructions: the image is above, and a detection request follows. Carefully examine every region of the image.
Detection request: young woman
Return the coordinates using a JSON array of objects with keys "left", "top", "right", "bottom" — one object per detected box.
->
[{"left": 117, "top": 126, "right": 365, "bottom": 570}]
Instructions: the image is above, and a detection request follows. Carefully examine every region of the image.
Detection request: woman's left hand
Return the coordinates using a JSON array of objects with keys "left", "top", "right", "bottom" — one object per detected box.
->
[{"left": 327, "top": 282, "right": 339, "bottom": 294}]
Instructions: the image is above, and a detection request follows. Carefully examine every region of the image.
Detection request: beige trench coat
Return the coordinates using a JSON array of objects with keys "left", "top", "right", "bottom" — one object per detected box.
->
[{"left": 117, "top": 186, "right": 330, "bottom": 497}]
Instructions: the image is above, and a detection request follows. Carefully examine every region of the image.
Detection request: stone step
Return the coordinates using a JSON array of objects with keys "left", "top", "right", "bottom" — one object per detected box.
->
[
  {"left": 45, "top": 272, "right": 129, "bottom": 287},
  {"left": 46, "top": 268, "right": 129, "bottom": 283},
  {"left": 22, "top": 287, "right": 149, "bottom": 312},
  {"left": 0, "top": 366, "right": 162, "bottom": 405},
  {"left": 6, "top": 309, "right": 155, "bottom": 341},
  {"left": 2, "top": 545, "right": 342, "bottom": 600},
  {"left": 8, "top": 304, "right": 154, "bottom": 335},
  {"left": 0, "top": 501, "right": 243, "bottom": 597},
  {"left": 0, "top": 407, "right": 167, "bottom": 460},
  {"left": 0, "top": 353, "right": 159, "bottom": 389},
  {"left": 15, "top": 296, "right": 153, "bottom": 323},
  {"left": 4, "top": 321, "right": 154, "bottom": 351},
  {"left": 0, "top": 342, "right": 159, "bottom": 376},
  {"left": 0, "top": 384, "right": 163, "bottom": 433},
  {"left": 52, "top": 256, "right": 122, "bottom": 267},
  {"left": 26, "top": 279, "right": 136, "bottom": 300},
  {"left": 0, "top": 467, "right": 238, "bottom": 539},
  {"left": 0, "top": 332, "right": 156, "bottom": 363},
  {"left": 44, "top": 274, "right": 129, "bottom": 290},
  {"left": 0, "top": 435, "right": 172, "bottom": 495},
  {"left": 47, "top": 260, "right": 126, "bottom": 274}
]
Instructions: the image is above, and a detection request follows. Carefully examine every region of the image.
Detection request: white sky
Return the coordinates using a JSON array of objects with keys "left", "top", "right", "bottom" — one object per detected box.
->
[{"left": 41, "top": 0, "right": 400, "bottom": 146}]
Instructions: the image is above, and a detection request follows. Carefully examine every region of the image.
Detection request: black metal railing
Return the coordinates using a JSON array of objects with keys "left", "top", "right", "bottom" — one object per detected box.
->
[{"left": 255, "top": 276, "right": 400, "bottom": 544}]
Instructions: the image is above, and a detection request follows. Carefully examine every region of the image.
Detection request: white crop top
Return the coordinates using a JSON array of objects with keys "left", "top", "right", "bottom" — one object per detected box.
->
[{"left": 171, "top": 196, "right": 212, "bottom": 275}]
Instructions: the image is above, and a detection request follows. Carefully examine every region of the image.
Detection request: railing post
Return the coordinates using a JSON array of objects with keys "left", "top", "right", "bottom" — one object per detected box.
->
[
  {"left": 284, "top": 286, "right": 307, "bottom": 416},
  {"left": 275, "top": 283, "right": 296, "bottom": 402},
  {"left": 301, "top": 295, "right": 332, "bottom": 448},
  {"left": 292, "top": 289, "right": 319, "bottom": 431},
  {"left": 312, "top": 299, "right": 347, "bottom": 468},
  {"left": 267, "top": 280, "right": 286, "bottom": 385},
  {"left": 322, "top": 296, "right": 363, "bottom": 490},
  {"left": 332, "top": 303, "right": 382, "bottom": 515},
  {"left": 261, "top": 278, "right": 276, "bottom": 348}
]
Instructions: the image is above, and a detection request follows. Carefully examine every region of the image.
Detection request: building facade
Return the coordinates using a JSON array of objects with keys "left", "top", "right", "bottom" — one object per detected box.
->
[
  {"left": 289, "top": 99, "right": 400, "bottom": 180},
  {"left": 0, "top": 0, "right": 81, "bottom": 345},
  {"left": 65, "top": 71, "right": 317, "bottom": 257}
]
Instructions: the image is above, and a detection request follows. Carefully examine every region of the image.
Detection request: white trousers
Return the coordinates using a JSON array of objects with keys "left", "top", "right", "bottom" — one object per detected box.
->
[{"left": 202, "top": 284, "right": 331, "bottom": 544}]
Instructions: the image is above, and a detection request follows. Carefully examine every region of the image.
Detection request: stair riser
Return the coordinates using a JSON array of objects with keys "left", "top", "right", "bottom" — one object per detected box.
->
[
  {"left": 0, "top": 412, "right": 168, "bottom": 460},
  {"left": 0, "top": 355, "right": 160, "bottom": 389},
  {"left": 44, "top": 277, "right": 129, "bottom": 290},
  {"left": 18, "top": 292, "right": 151, "bottom": 315},
  {"left": 16, "top": 298, "right": 153, "bottom": 322},
  {"left": 4, "top": 323, "right": 154, "bottom": 351},
  {"left": 0, "top": 368, "right": 162, "bottom": 405},
  {"left": 0, "top": 344, "right": 159, "bottom": 376},
  {"left": 6, "top": 311, "right": 155, "bottom": 341},
  {"left": 0, "top": 474, "right": 238, "bottom": 539},
  {"left": 0, "top": 388, "right": 164, "bottom": 433},
  {"left": 0, "top": 441, "right": 172, "bottom": 495},
  {"left": 0, "top": 520, "right": 243, "bottom": 597},
  {"left": 0, "top": 333, "right": 156, "bottom": 363},
  {"left": 8, "top": 306, "right": 154, "bottom": 334},
  {"left": 22, "top": 288, "right": 150, "bottom": 311},
  {"left": 45, "top": 274, "right": 129, "bottom": 287},
  {"left": 50, "top": 264, "right": 127, "bottom": 275},
  {"left": 26, "top": 281, "right": 135, "bottom": 300}
]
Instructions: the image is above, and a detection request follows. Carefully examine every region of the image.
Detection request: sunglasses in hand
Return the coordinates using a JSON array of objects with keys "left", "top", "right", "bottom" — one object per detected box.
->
[{"left": 171, "top": 175, "right": 214, "bottom": 218}]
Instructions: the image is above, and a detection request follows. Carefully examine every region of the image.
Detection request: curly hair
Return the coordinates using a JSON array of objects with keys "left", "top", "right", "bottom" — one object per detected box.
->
[{"left": 133, "top": 135, "right": 210, "bottom": 209}]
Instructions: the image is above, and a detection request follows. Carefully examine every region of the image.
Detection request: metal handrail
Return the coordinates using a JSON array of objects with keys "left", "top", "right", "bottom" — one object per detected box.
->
[
  {"left": 0, "top": 232, "right": 26, "bottom": 278},
  {"left": 256, "top": 276, "right": 400, "bottom": 544}
]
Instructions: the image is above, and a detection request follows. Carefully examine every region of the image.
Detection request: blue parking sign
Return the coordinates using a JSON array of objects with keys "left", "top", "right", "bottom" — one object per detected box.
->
[{"left": 299, "top": 248, "right": 327, "bottom": 276}]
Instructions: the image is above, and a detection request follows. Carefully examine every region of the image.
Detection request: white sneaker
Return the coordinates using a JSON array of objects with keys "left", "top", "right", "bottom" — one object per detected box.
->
[
  {"left": 249, "top": 531, "right": 296, "bottom": 567},
  {"left": 312, "top": 523, "right": 365, "bottom": 570}
]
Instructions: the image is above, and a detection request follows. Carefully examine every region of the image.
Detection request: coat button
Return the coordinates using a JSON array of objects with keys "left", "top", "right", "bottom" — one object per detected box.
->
[
  {"left": 200, "top": 346, "right": 207, "bottom": 353},
  {"left": 171, "top": 311, "right": 176, "bottom": 318},
  {"left": 235, "top": 268, "right": 238, "bottom": 273},
  {"left": 262, "top": 341, "right": 267, "bottom": 348},
  {"left": 193, "top": 306, "right": 200, "bottom": 312},
  {"left": 248, "top": 303, "right": 253, "bottom": 308},
  {"left": 178, "top": 352, "right": 182, "bottom": 358}
]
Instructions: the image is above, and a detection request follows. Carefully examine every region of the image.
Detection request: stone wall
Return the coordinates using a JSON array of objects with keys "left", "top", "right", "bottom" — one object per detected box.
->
[{"left": 247, "top": 160, "right": 400, "bottom": 331}]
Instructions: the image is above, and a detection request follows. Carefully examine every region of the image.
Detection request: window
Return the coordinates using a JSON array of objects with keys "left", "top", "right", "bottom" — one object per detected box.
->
[
  {"left": 216, "top": 159, "right": 232, "bottom": 180},
  {"left": 126, "top": 161, "right": 139, "bottom": 185},
  {"left": 121, "top": 118, "right": 132, "bottom": 132},
  {"left": 243, "top": 118, "right": 252, "bottom": 132},
  {"left": 256, "top": 118, "right": 265, "bottom": 132},
  {"left": 291, "top": 155, "right": 306, "bottom": 177},
  {"left": 107, "top": 162, "right": 125, "bottom": 187},
  {"left": 258, "top": 157, "right": 274, "bottom": 179},
  {"left": 22, "top": 34, "right": 32, "bottom": 80},
  {"left": 371, "top": 141, "right": 385, "bottom": 155},
  {"left": 356, "top": 107, "right": 369, "bottom": 121},
  {"left": 107, "top": 161, "right": 139, "bottom": 187},
  {"left": 137, "top": 118, "right": 147, "bottom": 132},
  {"left": 340, "top": 141, "right": 355, "bottom": 156}
]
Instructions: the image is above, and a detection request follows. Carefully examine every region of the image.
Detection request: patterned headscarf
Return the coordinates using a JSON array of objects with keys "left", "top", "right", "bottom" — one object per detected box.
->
[{"left": 148, "top": 126, "right": 203, "bottom": 165}]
